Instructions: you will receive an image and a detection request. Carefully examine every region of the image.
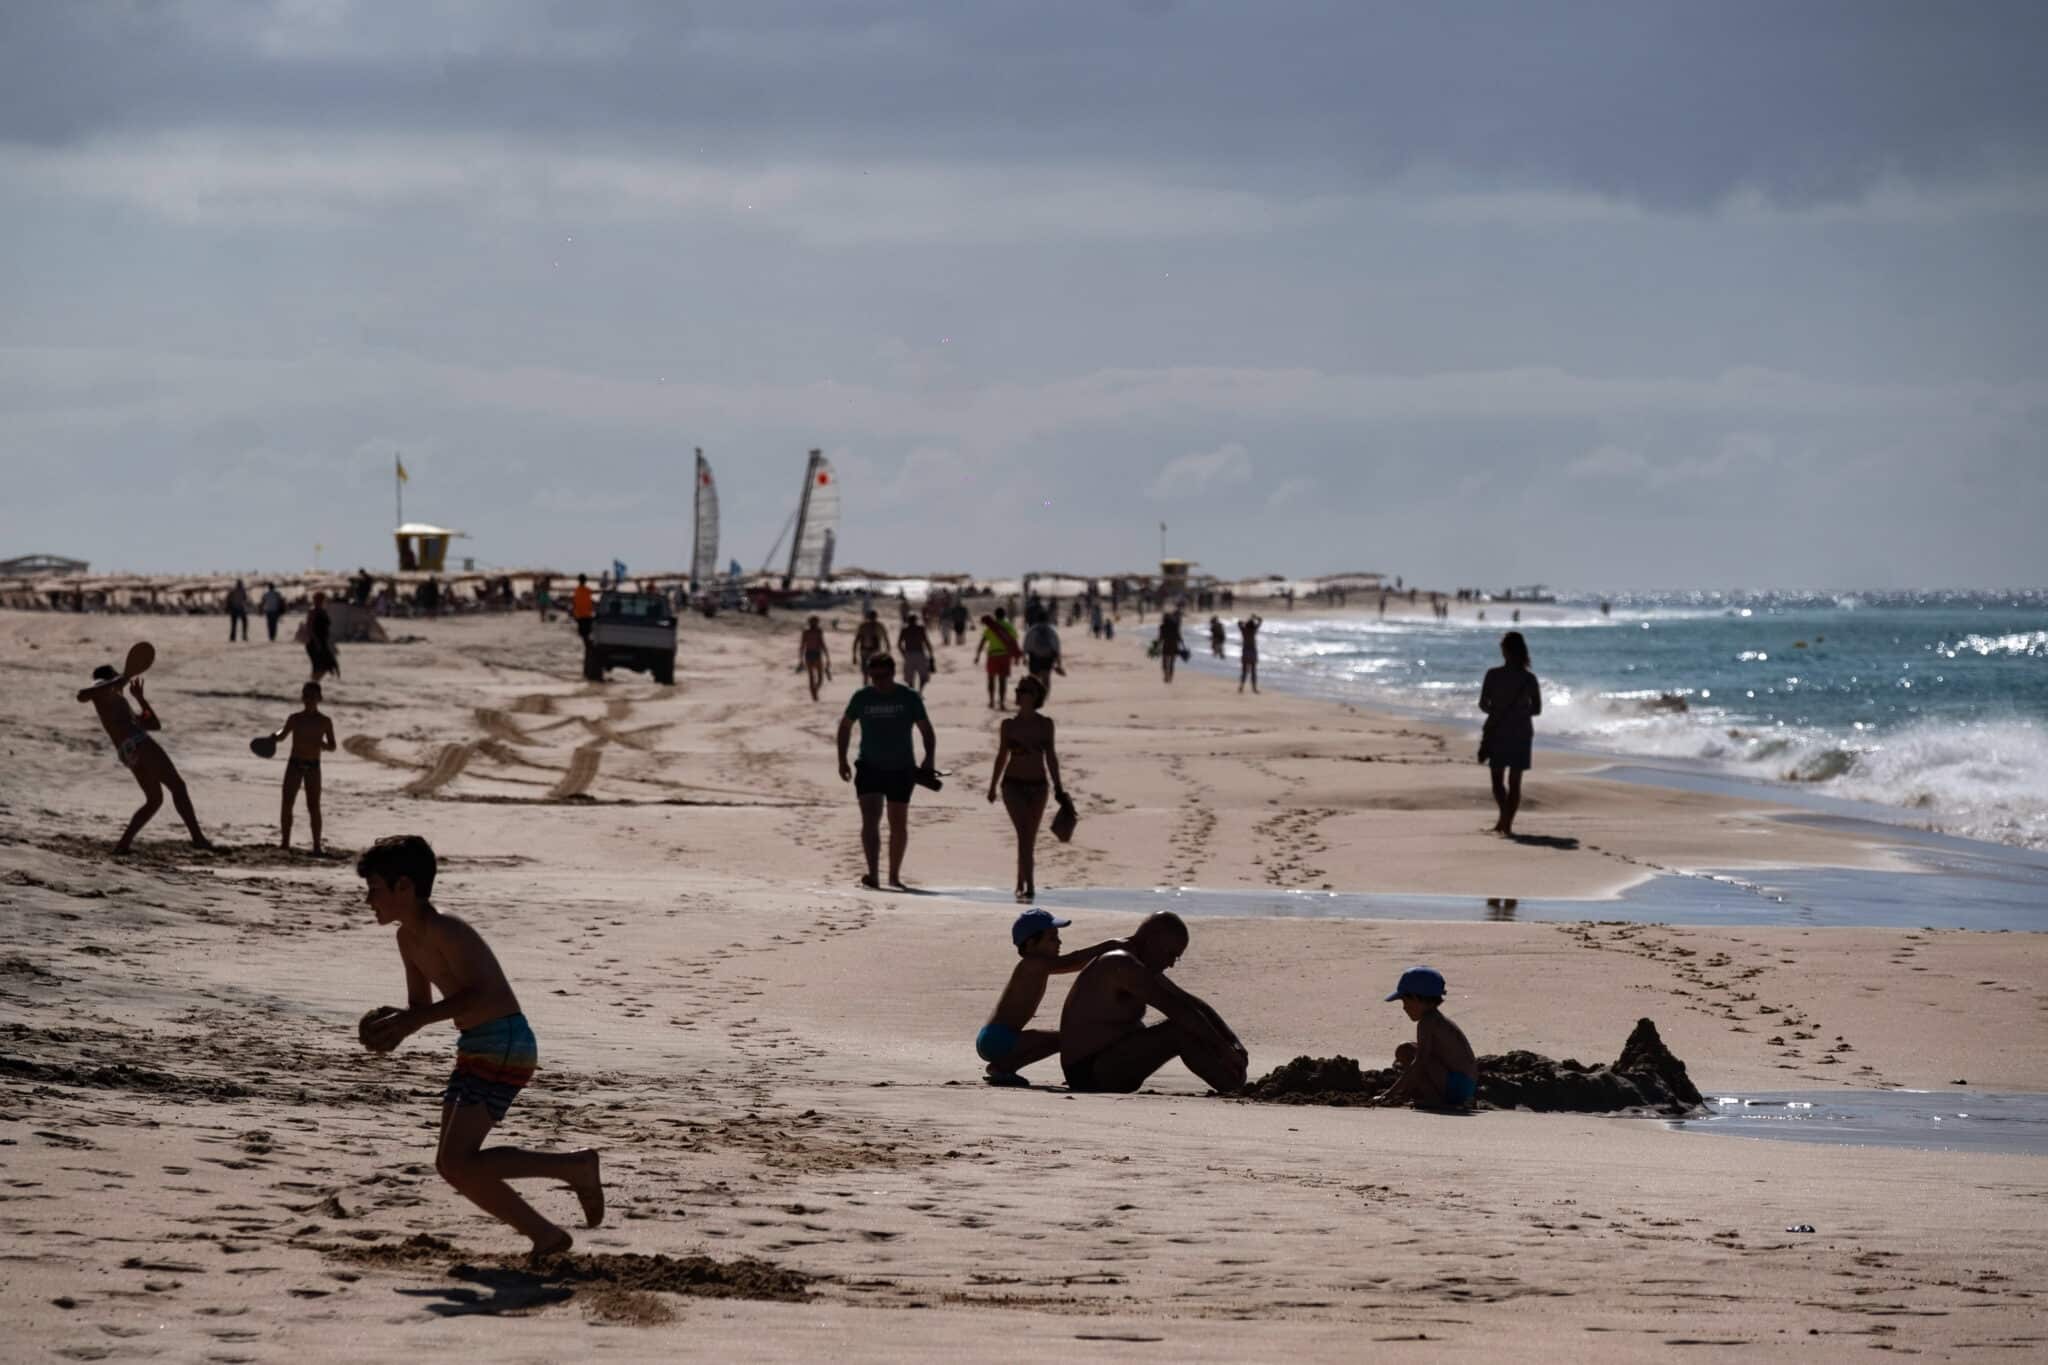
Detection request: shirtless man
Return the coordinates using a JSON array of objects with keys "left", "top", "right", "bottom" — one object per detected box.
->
[
  {"left": 799, "top": 615, "right": 831, "bottom": 701},
  {"left": 1157, "top": 611, "right": 1183, "bottom": 684},
  {"left": 76, "top": 665, "right": 210, "bottom": 854},
  {"left": 1058, "top": 912, "right": 1248, "bottom": 1094},
  {"left": 1237, "top": 613, "right": 1263, "bottom": 694},
  {"left": 269, "top": 681, "right": 338, "bottom": 852},
  {"left": 851, "top": 610, "right": 888, "bottom": 674},
  {"left": 897, "top": 613, "right": 934, "bottom": 692}
]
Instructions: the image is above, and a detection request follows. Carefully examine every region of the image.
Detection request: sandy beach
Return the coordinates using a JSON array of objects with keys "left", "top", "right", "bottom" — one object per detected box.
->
[{"left": 4, "top": 605, "right": 2045, "bottom": 1361}]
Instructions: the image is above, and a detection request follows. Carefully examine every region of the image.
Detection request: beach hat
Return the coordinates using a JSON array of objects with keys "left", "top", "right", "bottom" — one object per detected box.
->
[
  {"left": 1385, "top": 966, "right": 1447, "bottom": 1001},
  {"left": 1011, "top": 908, "right": 1071, "bottom": 947}
]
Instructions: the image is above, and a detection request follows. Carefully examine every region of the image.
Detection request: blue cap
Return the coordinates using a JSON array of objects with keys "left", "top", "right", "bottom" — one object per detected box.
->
[
  {"left": 1386, "top": 966, "right": 1446, "bottom": 1001},
  {"left": 1012, "top": 908, "right": 1071, "bottom": 947}
]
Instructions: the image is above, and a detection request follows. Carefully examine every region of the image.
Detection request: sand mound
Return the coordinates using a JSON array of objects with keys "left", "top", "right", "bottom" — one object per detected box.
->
[
  {"left": 1239, "top": 1018, "right": 1705, "bottom": 1116},
  {"left": 323, "top": 1234, "right": 816, "bottom": 1303}
]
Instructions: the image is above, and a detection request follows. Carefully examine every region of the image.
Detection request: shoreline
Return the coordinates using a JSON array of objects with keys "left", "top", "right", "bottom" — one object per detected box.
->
[{"left": 4, "top": 604, "right": 2045, "bottom": 1358}]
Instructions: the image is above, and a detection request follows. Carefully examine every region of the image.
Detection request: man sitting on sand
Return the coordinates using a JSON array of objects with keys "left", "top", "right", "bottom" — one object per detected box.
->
[
  {"left": 76, "top": 664, "right": 210, "bottom": 854},
  {"left": 269, "top": 681, "right": 337, "bottom": 853},
  {"left": 977, "top": 909, "right": 1120, "bottom": 1085},
  {"left": 355, "top": 834, "right": 605, "bottom": 1259},
  {"left": 1371, "top": 966, "right": 1477, "bottom": 1110},
  {"left": 1058, "top": 911, "right": 1249, "bottom": 1094}
]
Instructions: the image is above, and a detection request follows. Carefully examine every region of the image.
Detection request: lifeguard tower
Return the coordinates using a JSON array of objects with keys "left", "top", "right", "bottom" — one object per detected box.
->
[{"left": 394, "top": 523, "right": 466, "bottom": 573}]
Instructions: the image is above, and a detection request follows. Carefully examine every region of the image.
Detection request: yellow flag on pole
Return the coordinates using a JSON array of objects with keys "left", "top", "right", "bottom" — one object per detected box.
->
[{"left": 396, "top": 455, "right": 409, "bottom": 483}]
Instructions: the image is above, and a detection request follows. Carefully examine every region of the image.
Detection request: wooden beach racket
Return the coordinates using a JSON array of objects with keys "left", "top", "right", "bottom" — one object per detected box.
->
[
  {"left": 250, "top": 735, "right": 279, "bottom": 759},
  {"left": 122, "top": 641, "right": 155, "bottom": 680}
]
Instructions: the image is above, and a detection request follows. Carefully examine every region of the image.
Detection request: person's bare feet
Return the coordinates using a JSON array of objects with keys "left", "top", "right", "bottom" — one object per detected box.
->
[
  {"left": 529, "top": 1226, "right": 573, "bottom": 1262},
  {"left": 888, "top": 877, "right": 910, "bottom": 891},
  {"left": 859, "top": 874, "right": 880, "bottom": 890},
  {"left": 570, "top": 1150, "right": 605, "bottom": 1228}
]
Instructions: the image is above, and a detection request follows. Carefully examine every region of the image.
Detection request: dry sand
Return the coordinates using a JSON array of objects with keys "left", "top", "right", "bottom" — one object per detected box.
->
[{"left": 2, "top": 606, "right": 2044, "bottom": 1361}]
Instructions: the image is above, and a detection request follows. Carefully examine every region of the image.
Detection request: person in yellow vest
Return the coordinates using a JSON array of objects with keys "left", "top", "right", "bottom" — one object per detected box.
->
[{"left": 571, "top": 575, "right": 596, "bottom": 643}]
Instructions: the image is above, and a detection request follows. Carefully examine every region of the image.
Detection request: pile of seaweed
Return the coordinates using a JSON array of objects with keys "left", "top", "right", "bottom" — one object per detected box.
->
[{"left": 1238, "top": 1018, "right": 1705, "bottom": 1116}]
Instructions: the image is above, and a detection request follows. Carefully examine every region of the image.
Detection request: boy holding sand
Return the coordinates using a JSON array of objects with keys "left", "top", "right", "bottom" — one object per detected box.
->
[
  {"left": 977, "top": 908, "right": 1118, "bottom": 1084},
  {"left": 1372, "top": 966, "right": 1478, "bottom": 1110},
  {"left": 355, "top": 835, "right": 604, "bottom": 1257},
  {"left": 269, "top": 682, "right": 336, "bottom": 853}
]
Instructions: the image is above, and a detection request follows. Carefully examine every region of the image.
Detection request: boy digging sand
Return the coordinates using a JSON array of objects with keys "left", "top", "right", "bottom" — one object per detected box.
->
[
  {"left": 1372, "top": 966, "right": 1478, "bottom": 1111},
  {"left": 269, "top": 682, "right": 336, "bottom": 853},
  {"left": 355, "top": 835, "right": 604, "bottom": 1257},
  {"left": 976, "top": 908, "right": 1118, "bottom": 1085}
]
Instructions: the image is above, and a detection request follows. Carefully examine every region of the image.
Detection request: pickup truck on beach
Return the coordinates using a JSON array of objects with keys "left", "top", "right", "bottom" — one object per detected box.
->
[{"left": 584, "top": 591, "right": 677, "bottom": 685}]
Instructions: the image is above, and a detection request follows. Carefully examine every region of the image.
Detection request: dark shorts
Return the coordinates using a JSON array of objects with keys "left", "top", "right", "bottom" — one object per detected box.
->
[
  {"left": 1025, "top": 654, "right": 1055, "bottom": 677},
  {"left": 576, "top": 617, "right": 593, "bottom": 640},
  {"left": 986, "top": 654, "right": 1011, "bottom": 678},
  {"left": 1486, "top": 736, "right": 1533, "bottom": 772},
  {"left": 854, "top": 762, "right": 916, "bottom": 804},
  {"left": 286, "top": 757, "right": 320, "bottom": 778},
  {"left": 1062, "top": 1050, "right": 1106, "bottom": 1092}
]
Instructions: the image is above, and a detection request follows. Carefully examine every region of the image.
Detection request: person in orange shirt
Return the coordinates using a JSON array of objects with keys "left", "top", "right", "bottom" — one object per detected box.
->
[{"left": 571, "top": 575, "right": 596, "bottom": 642}]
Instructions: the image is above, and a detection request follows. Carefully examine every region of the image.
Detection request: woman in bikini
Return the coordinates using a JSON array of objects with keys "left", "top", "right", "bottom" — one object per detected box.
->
[
  {"left": 799, "top": 616, "right": 831, "bottom": 701},
  {"left": 987, "top": 675, "right": 1064, "bottom": 903}
]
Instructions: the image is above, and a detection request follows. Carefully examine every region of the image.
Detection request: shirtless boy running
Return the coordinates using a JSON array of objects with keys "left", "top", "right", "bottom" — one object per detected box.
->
[
  {"left": 1058, "top": 911, "right": 1248, "bottom": 1094},
  {"left": 799, "top": 615, "right": 832, "bottom": 701},
  {"left": 76, "top": 664, "right": 210, "bottom": 854},
  {"left": 976, "top": 908, "right": 1119, "bottom": 1084},
  {"left": 356, "top": 835, "right": 604, "bottom": 1258},
  {"left": 269, "top": 681, "right": 337, "bottom": 852}
]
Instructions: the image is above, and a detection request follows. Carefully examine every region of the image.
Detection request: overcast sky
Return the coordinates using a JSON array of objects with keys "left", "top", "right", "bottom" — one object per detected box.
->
[{"left": 3, "top": 1, "right": 2043, "bottom": 587}]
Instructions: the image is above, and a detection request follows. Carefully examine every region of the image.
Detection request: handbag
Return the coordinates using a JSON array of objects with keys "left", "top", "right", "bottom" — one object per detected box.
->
[{"left": 1050, "top": 790, "right": 1079, "bottom": 843}]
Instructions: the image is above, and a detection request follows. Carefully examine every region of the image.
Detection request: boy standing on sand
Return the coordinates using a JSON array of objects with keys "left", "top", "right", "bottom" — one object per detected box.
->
[
  {"left": 76, "top": 665, "right": 211, "bottom": 854},
  {"left": 1371, "top": 966, "right": 1478, "bottom": 1110},
  {"left": 977, "top": 909, "right": 1118, "bottom": 1084},
  {"left": 356, "top": 835, "right": 605, "bottom": 1258},
  {"left": 268, "top": 682, "right": 337, "bottom": 853},
  {"left": 799, "top": 615, "right": 832, "bottom": 700}
]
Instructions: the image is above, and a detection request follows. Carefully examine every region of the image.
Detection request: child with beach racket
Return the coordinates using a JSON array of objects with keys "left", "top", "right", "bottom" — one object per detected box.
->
[
  {"left": 75, "top": 643, "right": 211, "bottom": 854},
  {"left": 976, "top": 909, "right": 1119, "bottom": 1085},
  {"left": 1371, "top": 966, "right": 1478, "bottom": 1111},
  {"left": 355, "top": 835, "right": 605, "bottom": 1258},
  {"left": 260, "top": 682, "right": 336, "bottom": 853}
]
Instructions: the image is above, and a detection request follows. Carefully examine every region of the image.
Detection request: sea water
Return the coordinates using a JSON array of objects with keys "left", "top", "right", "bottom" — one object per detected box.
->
[{"left": 1180, "top": 590, "right": 2048, "bottom": 851}]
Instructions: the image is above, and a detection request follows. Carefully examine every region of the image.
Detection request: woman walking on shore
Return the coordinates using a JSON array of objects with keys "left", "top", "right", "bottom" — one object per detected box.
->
[
  {"left": 987, "top": 675, "right": 1063, "bottom": 903},
  {"left": 1478, "top": 630, "right": 1541, "bottom": 837}
]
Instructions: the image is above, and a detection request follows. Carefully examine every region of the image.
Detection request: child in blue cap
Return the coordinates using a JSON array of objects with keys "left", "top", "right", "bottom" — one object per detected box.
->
[
  {"left": 977, "top": 908, "right": 1119, "bottom": 1086},
  {"left": 1372, "top": 966, "right": 1478, "bottom": 1110}
]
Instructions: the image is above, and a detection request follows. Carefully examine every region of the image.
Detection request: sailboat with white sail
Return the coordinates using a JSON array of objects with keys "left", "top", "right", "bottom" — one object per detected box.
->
[
  {"left": 760, "top": 450, "right": 840, "bottom": 596},
  {"left": 690, "top": 448, "right": 718, "bottom": 592}
]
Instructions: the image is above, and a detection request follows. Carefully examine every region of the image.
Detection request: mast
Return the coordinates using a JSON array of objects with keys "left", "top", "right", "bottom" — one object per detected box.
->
[{"left": 782, "top": 449, "right": 821, "bottom": 591}]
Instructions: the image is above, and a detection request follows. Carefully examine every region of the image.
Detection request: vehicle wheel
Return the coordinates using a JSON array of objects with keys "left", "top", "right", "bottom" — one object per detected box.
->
[
  {"left": 653, "top": 657, "right": 674, "bottom": 686},
  {"left": 583, "top": 651, "right": 603, "bottom": 682}
]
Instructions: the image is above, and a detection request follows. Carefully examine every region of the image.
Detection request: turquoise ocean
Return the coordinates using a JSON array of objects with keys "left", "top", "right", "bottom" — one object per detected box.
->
[{"left": 1178, "top": 591, "right": 2048, "bottom": 851}]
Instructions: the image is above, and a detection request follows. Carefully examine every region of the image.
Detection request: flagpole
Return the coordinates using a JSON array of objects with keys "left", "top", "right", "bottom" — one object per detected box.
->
[{"left": 395, "top": 452, "right": 403, "bottom": 530}]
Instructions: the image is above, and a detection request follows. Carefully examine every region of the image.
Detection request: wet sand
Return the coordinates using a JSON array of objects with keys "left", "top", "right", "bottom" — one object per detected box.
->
[{"left": 3, "top": 606, "right": 2045, "bottom": 1360}]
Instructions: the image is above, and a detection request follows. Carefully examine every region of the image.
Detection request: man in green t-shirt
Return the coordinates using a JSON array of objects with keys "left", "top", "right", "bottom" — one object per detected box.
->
[{"left": 836, "top": 654, "right": 938, "bottom": 890}]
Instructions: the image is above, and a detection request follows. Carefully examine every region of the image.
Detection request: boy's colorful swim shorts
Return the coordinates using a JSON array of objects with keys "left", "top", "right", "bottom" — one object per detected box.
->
[
  {"left": 445, "top": 1013, "right": 538, "bottom": 1121},
  {"left": 1444, "top": 1070, "right": 1477, "bottom": 1107}
]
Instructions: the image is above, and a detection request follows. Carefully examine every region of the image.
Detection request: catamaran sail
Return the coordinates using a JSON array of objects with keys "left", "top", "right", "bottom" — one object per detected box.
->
[
  {"left": 690, "top": 448, "right": 718, "bottom": 589},
  {"left": 783, "top": 450, "right": 839, "bottom": 588}
]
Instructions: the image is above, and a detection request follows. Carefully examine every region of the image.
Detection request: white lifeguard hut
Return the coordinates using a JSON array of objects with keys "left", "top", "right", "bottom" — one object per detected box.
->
[{"left": 394, "top": 523, "right": 466, "bottom": 573}]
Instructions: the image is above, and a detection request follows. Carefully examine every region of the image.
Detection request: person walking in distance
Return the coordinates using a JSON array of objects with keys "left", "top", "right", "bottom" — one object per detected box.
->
[
  {"left": 836, "top": 655, "right": 937, "bottom": 890},
  {"left": 1478, "top": 631, "right": 1542, "bottom": 837},
  {"left": 571, "top": 575, "right": 596, "bottom": 645},
  {"left": 1237, "top": 613, "right": 1263, "bottom": 694},
  {"left": 260, "top": 582, "right": 285, "bottom": 642},
  {"left": 987, "top": 675, "right": 1063, "bottom": 903},
  {"left": 226, "top": 580, "right": 250, "bottom": 642}
]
